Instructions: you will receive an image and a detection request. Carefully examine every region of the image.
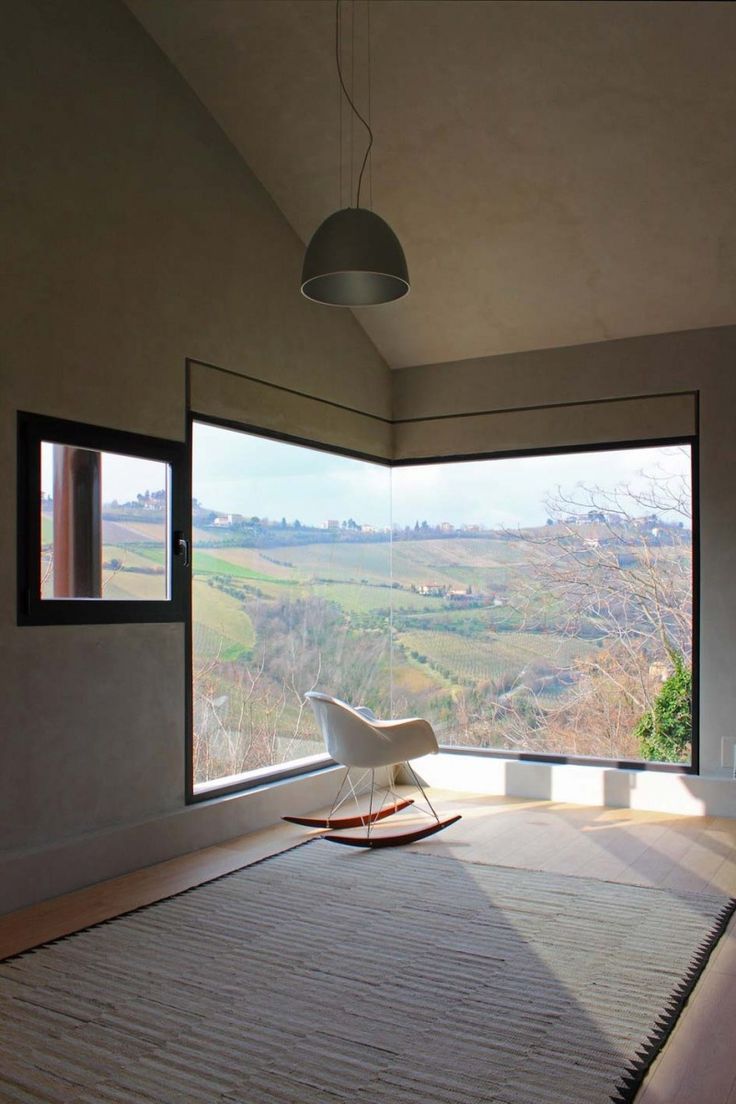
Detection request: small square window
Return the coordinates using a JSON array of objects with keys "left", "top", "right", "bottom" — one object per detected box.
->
[{"left": 18, "top": 413, "right": 188, "bottom": 625}]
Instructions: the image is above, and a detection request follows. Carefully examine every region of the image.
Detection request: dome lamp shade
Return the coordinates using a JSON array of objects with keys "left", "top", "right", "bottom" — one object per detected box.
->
[{"left": 301, "top": 207, "right": 409, "bottom": 307}]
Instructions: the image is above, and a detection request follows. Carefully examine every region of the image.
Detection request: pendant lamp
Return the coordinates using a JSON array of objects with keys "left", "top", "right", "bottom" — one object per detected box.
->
[{"left": 301, "top": 1, "right": 409, "bottom": 307}]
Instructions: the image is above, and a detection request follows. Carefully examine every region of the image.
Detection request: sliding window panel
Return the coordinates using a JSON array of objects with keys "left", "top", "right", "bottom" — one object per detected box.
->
[
  {"left": 18, "top": 413, "right": 187, "bottom": 625},
  {"left": 191, "top": 420, "right": 392, "bottom": 793}
]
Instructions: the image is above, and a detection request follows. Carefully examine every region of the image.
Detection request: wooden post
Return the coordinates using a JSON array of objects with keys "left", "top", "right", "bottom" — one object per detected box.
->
[{"left": 52, "top": 445, "right": 102, "bottom": 598}]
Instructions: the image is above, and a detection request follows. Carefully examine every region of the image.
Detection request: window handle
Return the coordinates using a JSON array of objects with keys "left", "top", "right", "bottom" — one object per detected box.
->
[{"left": 174, "top": 532, "right": 190, "bottom": 567}]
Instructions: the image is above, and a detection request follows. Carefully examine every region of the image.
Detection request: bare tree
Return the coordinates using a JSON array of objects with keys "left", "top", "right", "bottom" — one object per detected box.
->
[
  {"left": 193, "top": 644, "right": 324, "bottom": 784},
  {"left": 192, "top": 593, "right": 391, "bottom": 784},
  {"left": 492, "top": 452, "right": 693, "bottom": 759}
]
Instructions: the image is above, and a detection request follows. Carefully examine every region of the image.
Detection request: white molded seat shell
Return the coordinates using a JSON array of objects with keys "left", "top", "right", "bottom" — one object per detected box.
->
[{"left": 305, "top": 691, "right": 439, "bottom": 769}]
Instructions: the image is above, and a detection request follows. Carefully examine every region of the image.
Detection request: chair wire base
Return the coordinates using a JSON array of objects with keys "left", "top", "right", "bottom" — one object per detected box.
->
[
  {"left": 285, "top": 763, "right": 461, "bottom": 847},
  {"left": 283, "top": 766, "right": 415, "bottom": 831}
]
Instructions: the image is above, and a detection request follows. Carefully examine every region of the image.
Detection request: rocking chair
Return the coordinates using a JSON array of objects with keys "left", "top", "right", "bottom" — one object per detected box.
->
[{"left": 283, "top": 692, "right": 461, "bottom": 847}]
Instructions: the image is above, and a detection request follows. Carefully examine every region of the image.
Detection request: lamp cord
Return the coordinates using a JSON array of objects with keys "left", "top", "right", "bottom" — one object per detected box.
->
[
  {"left": 336, "top": 0, "right": 373, "bottom": 209},
  {"left": 338, "top": 5, "right": 343, "bottom": 208},
  {"left": 367, "top": 0, "right": 373, "bottom": 209}
]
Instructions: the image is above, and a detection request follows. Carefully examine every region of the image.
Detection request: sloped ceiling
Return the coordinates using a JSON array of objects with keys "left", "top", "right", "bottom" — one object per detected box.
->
[{"left": 126, "top": 0, "right": 736, "bottom": 368}]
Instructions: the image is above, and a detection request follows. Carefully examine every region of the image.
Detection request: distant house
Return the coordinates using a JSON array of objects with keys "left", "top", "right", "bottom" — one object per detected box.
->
[
  {"left": 439, "top": 522, "right": 454, "bottom": 532},
  {"left": 212, "top": 513, "right": 243, "bottom": 528},
  {"left": 137, "top": 491, "right": 167, "bottom": 511},
  {"left": 325, "top": 519, "right": 340, "bottom": 530},
  {"left": 417, "top": 582, "right": 446, "bottom": 597}
]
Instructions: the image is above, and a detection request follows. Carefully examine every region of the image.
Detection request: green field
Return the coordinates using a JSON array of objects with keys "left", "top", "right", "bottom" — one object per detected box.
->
[
  {"left": 103, "top": 544, "right": 166, "bottom": 571},
  {"left": 122, "top": 543, "right": 166, "bottom": 565},
  {"left": 397, "top": 628, "right": 594, "bottom": 687},
  {"left": 202, "top": 575, "right": 449, "bottom": 616},
  {"left": 192, "top": 550, "right": 291, "bottom": 583},
  {"left": 313, "top": 582, "right": 445, "bottom": 614},
  {"left": 272, "top": 542, "right": 391, "bottom": 583},
  {"left": 270, "top": 537, "right": 528, "bottom": 594},
  {"left": 199, "top": 545, "right": 297, "bottom": 580},
  {"left": 104, "top": 572, "right": 167, "bottom": 600},
  {"left": 395, "top": 605, "right": 524, "bottom": 633},
  {"left": 391, "top": 543, "right": 530, "bottom": 597},
  {"left": 391, "top": 659, "right": 447, "bottom": 696},
  {"left": 192, "top": 579, "right": 255, "bottom": 659}
]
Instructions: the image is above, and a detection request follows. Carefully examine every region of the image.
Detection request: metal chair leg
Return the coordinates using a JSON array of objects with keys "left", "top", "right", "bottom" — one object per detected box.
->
[
  {"left": 366, "top": 769, "right": 375, "bottom": 839},
  {"left": 326, "top": 767, "right": 351, "bottom": 825},
  {"left": 283, "top": 767, "right": 413, "bottom": 830},
  {"left": 322, "top": 759, "right": 462, "bottom": 847},
  {"left": 405, "top": 762, "right": 442, "bottom": 824}
]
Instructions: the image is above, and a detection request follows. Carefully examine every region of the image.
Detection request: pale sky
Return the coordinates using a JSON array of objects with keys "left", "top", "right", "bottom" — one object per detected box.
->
[
  {"left": 41, "top": 444, "right": 170, "bottom": 507},
  {"left": 192, "top": 422, "right": 692, "bottom": 530},
  {"left": 40, "top": 429, "right": 691, "bottom": 529}
]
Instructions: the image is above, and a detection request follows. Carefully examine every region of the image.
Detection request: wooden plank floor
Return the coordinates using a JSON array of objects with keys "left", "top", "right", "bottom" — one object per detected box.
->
[{"left": 1, "top": 790, "right": 734, "bottom": 1103}]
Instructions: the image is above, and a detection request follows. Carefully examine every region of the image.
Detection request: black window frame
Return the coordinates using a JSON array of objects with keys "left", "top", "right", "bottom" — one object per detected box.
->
[
  {"left": 18, "top": 411, "right": 188, "bottom": 626},
  {"left": 186, "top": 410, "right": 699, "bottom": 802}
]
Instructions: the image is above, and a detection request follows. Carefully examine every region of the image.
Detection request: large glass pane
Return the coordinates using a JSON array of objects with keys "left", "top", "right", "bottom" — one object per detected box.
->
[
  {"left": 191, "top": 430, "right": 694, "bottom": 790},
  {"left": 390, "top": 445, "right": 693, "bottom": 765},
  {"left": 41, "top": 443, "right": 170, "bottom": 601},
  {"left": 191, "top": 423, "right": 392, "bottom": 790}
]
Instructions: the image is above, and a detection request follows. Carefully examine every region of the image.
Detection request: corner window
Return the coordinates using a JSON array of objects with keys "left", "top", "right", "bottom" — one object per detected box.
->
[
  {"left": 18, "top": 412, "right": 187, "bottom": 625},
  {"left": 188, "top": 419, "right": 696, "bottom": 800}
]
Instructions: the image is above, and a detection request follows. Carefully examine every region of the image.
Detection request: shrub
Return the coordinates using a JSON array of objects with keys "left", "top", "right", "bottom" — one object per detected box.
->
[{"left": 635, "top": 655, "right": 692, "bottom": 762}]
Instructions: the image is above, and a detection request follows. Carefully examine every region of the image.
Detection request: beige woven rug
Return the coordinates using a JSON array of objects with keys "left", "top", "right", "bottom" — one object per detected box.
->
[{"left": 0, "top": 841, "right": 733, "bottom": 1104}]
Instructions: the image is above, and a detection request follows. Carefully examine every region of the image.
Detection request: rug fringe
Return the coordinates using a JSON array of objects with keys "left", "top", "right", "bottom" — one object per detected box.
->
[{"left": 609, "top": 894, "right": 736, "bottom": 1103}]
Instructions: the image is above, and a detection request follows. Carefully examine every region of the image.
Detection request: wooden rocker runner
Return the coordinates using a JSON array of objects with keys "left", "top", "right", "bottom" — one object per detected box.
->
[{"left": 283, "top": 692, "right": 461, "bottom": 847}]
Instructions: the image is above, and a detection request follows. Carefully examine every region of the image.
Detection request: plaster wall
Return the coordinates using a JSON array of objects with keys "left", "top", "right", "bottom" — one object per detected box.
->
[
  {"left": 0, "top": 0, "right": 389, "bottom": 910},
  {"left": 394, "top": 326, "right": 736, "bottom": 784},
  {"left": 1, "top": 764, "right": 395, "bottom": 917}
]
